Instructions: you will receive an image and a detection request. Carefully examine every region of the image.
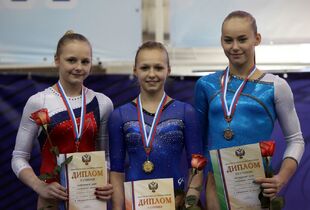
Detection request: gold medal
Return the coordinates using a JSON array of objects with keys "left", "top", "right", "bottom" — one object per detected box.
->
[
  {"left": 224, "top": 128, "right": 234, "bottom": 140},
  {"left": 143, "top": 160, "right": 154, "bottom": 173}
]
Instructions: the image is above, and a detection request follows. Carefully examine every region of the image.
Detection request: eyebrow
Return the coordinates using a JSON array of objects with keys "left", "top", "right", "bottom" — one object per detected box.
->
[{"left": 223, "top": 34, "right": 247, "bottom": 39}]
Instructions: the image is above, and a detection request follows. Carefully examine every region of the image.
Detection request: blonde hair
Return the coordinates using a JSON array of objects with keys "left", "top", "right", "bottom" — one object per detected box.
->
[
  {"left": 134, "top": 41, "right": 170, "bottom": 69},
  {"left": 55, "top": 30, "right": 92, "bottom": 57}
]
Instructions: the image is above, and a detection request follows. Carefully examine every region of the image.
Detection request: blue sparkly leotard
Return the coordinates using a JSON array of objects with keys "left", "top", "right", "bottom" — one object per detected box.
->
[
  {"left": 109, "top": 99, "right": 203, "bottom": 190},
  {"left": 195, "top": 71, "right": 304, "bottom": 170}
]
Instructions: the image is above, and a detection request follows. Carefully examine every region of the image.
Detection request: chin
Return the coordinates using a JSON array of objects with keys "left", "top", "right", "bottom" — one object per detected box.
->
[
  {"left": 144, "top": 88, "right": 162, "bottom": 94},
  {"left": 230, "top": 59, "right": 246, "bottom": 67},
  {"left": 69, "top": 80, "right": 84, "bottom": 86}
]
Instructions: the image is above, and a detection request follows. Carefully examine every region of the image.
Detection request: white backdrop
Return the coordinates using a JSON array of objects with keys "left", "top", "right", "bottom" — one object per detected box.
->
[
  {"left": 0, "top": 0, "right": 141, "bottom": 65},
  {"left": 170, "top": 0, "right": 310, "bottom": 47}
]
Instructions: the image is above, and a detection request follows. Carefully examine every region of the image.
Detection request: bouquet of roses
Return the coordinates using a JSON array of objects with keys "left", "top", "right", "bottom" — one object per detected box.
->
[
  {"left": 259, "top": 140, "right": 284, "bottom": 210},
  {"left": 31, "top": 108, "right": 72, "bottom": 181},
  {"left": 183, "top": 154, "right": 207, "bottom": 210}
]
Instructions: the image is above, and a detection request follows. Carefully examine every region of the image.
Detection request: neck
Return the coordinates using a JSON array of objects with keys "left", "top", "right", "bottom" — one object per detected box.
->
[
  {"left": 139, "top": 90, "right": 166, "bottom": 113},
  {"left": 57, "top": 80, "right": 83, "bottom": 97},
  {"left": 229, "top": 62, "right": 255, "bottom": 78}
]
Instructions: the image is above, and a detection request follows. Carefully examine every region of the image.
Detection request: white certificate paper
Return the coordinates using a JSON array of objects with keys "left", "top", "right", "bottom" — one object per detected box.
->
[
  {"left": 124, "top": 178, "right": 175, "bottom": 210},
  {"left": 210, "top": 143, "right": 265, "bottom": 210},
  {"left": 57, "top": 151, "right": 107, "bottom": 210}
]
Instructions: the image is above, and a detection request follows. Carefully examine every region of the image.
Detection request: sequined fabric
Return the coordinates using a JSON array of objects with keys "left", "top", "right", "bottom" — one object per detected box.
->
[
  {"left": 195, "top": 71, "right": 276, "bottom": 151},
  {"left": 109, "top": 100, "right": 203, "bottom": 190}
]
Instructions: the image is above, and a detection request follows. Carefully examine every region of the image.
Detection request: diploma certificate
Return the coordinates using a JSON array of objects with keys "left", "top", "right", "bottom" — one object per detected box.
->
[
  {"left": 210, "top": 143, "right": 265, "bottom": 210},
  {"left": 57, "top": 151, "right": 107, "bottom": 210},
  {"left": 124, "top": 178, "right": 175, "bottom": 210}
]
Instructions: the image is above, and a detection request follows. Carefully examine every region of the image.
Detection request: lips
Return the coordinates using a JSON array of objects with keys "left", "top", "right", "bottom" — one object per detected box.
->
[
  {"left": 71, "top": 73, "right": 85, "bottom": 77},
  {"left": 146, "top": 80, "right": 159, "bottom": 83},
  {"left": 230, "top": 53, "right": 243, "bottom": 56}
]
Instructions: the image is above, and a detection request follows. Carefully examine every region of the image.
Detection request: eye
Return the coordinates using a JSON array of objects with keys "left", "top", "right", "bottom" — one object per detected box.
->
[
  {"left": 66, "top": 57, "right": 77, "bottom": 64},
  {"left": 224, "top": 38, "right": 233, "bottom": 44},
  {"left": 238, "top": 36, "right": 248, "bottom": 43},
  {"left": 139, "top": 65, "right": 149, "bottom": 71},
  {"left": 82, "top": 59, "right": 91, "bottom": 65},
  {"left": 154, "top": 65, "right": 164, "bottom": 71},
  {"left": 238, "top": 38, "right": 247, "bottom": 43}
]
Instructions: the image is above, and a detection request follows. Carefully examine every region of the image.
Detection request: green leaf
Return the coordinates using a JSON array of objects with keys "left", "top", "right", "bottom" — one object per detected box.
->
[
  {"left": 50, "top": 146, "right": 59, "bottom": 156},
  {"left": 185, "top": 195, "right": 198, "bottom": 206},
  {"left": 38, "top": 173, "right": 54, "bottom": 181},
  {"left": 271, "top": 196, "right": 285, "bottom": 210},
  {"left": 53, "top": 165, "right": 61, "bottom": 175},
  {"left": 191, "top": 168, "right": 198, "bottom": 175},
  {"left": 186, "top": 206, "right": 201, "bottom": 210},
  {"left": 62, "top": 155, "right": 73, "bottom": 166}
]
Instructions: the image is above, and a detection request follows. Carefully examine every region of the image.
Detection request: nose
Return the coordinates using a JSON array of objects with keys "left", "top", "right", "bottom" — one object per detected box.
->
[
  {"left": 232, "top": 40, "right": 239, "bottom": 51},
  {"left": 75, "top": 61, "right": 83, "bottom": 71},
  {"left": 147, "top": 68, "right": 156, "bottom": 77}
]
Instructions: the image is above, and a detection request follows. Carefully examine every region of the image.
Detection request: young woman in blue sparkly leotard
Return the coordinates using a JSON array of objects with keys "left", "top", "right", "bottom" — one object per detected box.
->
[
  {"left": 109, "top": 41, "right": 204, "bottom": 209},
  {"left": 195, "top": 11, "right": 304, "bottom": 210}
]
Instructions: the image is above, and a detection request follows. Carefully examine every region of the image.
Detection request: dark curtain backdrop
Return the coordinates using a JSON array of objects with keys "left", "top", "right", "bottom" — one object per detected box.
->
[{"left": 0, "top": 73, "right": 309, "bottom": 210}]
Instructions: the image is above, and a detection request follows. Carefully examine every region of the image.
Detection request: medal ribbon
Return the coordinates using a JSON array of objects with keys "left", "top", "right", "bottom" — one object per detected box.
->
[
  {"left": 221, "top": 65, "right": 256, "bottom": 122},
  {"left": 137, "top": 93, "right": 167, "bottom": 156},
  {"left": 56, "top": 81, "right": 86, "bottom": 151}
]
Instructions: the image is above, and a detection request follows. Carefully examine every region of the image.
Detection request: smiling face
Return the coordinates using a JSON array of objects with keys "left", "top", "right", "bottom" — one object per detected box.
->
[
  {"left": 221, "top": 17, "right": 261, "bottom": 71},
  {"left": 134, "top": 48, "right": 170, "bottom": 95},
  {"left": 55, "top": 40, "right": 92, "bottom": 89}
]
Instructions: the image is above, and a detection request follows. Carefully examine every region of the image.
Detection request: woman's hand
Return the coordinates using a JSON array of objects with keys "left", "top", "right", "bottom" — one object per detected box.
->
[
  {"left": 34, "top": 181, "right": 68, "bottom": 200},
  {"left": 95, "top": 183, "right": 113, "bottom": 201},
  {"left": 255, "top": 174, "right": 285, "bottom": 198}
]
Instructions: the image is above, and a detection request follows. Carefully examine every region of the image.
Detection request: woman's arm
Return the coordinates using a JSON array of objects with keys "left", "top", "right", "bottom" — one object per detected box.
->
[
  {"left": 255, "top": 76, "right": 305, "bottom": 197},
  {"left": 95, "top": 170, "right": 114, "bottom": 201},
  {"left": 19, "top": 168, "right": 68, "bottom": 200},
  {"left": 94, "top": 93, "right": 114, "bottom": 200},
  {"left": 256, "top": 158, "right": 297, "bottom": 198},
  {"left": 183, "top": 103, "right": 205, "bottom": 208},
  {"left": 108, "top": 107, "right": 127, "bottom": 209},
  {"left": 110, "top": 171, "right": 125, "bottom": 210},
  {"left": 185, "top": 169, "right": 204, "bottom": 208},
  {"left": 12, "top": 93, "right": 68, "bottom": 200}
]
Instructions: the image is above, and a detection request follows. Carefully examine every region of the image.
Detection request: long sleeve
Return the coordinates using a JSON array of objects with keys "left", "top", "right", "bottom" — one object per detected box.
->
[
  {"left": 11, "top": 92, "right": 44, "bottom": 177},
  {"left": 96, "top": 93, "right": 114, "bottom": 168},
  {"left": 183, "top": 103, "right": 203, "bottom": 166},
  {"left": 194, "top": 77, "right": 210, "bottom": 155},
  {"left": 274, "top": 76, "right": 305, "bottom": 164},
  {"left": 108, "top": 108, "right": 126, "bottom": 173}
]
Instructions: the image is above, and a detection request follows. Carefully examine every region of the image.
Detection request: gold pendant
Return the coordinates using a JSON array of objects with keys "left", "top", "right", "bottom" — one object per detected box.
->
[
  {"left": 224, "top": 128, "right": 234, "bottom": 140},
  {"left": 143, "top": 160, "right": 154, "bottom": 173}
]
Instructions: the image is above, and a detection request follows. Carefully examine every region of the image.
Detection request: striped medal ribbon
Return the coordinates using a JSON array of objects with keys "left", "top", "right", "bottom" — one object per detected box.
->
[
  {"left": 221, "top": 65, "right": 256, "bottom": 140},
  {"left": 137, "top": 92, "right": 167, "bottom": 173},
  {"left": 57, "top": 81, "right": 86, "bottom": 151}
]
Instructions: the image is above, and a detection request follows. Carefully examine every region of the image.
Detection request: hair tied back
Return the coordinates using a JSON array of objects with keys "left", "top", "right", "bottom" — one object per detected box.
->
[{"left": 65, "top": 30, "right": 75, "bottom": 35}]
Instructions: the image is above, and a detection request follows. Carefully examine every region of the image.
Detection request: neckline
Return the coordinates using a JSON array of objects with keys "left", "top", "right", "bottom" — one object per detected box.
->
[
  {"left": 131, "top": 99, "right": 175, "bottom": 116},
  {"left": 49, "top": 86, "right": 84, "bottom": 100},
  {"left": 229, "top": 72, "right": 266, "bottom": 82}
]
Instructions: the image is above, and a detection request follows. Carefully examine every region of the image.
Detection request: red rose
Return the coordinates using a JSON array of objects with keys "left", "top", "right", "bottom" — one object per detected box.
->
[
  {"left": 259, "top": 140, "right": 275, "bottom": 157},
  {"left": 191, "top": 154, "right": 207, "bottom": 171},
  {"left": 31, "top": 108, "right": 50, "bottom": 126}
]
